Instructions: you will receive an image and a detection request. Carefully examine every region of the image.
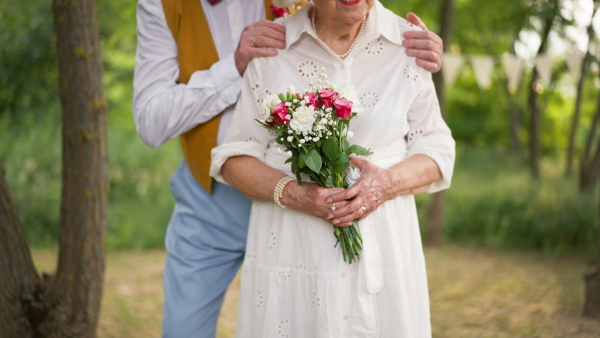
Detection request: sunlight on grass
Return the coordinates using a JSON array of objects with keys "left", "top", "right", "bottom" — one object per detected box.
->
[{"left": 31, "top": 246, "right": 600, "bottom": 337}]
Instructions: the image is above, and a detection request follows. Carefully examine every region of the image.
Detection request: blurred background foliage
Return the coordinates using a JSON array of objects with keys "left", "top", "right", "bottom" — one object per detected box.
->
[{"left": 0, "top": 0, "right": 598, "bottom": 256}]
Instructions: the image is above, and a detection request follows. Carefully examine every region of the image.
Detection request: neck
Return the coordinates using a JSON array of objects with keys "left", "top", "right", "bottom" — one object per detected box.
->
[{"left": 311, "top": 7, "right": 366, "bottom": 58}]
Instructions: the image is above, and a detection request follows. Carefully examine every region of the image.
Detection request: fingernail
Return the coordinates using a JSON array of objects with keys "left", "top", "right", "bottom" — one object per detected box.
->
[
  {"left": 333, "top": 219, "right": 340, "bottom": 224},
  {"left": 327, "top": 214, "right": 334, "bottom": 220},
  {"left": 325, "top": 199, "right": 332, "bottom": 203},
  {"left": 406, "top": 49, "right": 415, "bottom": 56}
]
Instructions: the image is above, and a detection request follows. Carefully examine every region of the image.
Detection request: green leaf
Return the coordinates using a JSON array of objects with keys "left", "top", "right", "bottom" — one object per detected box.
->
[
  {"left": 349, "top": 145, "right": 372, "bottom": 156},
  {"left": 333, "top": 160, "right": 345, "bottom": 174},
  {"left": 298, "top": 154, "right": 305, "bottom": 168},
  {"left": 302, "top": 149, "right": 322, "bottom": 173},
  {"left": 325, "top": 175, "right": 334, "bottom": 188},
  {"left": 339, "top": 152, "right": 349, "bottom": 164},
  {"left": 322, "top": 138, "right": 341, "bottom": 162},
  {"left": 342, "top": 139, "right": 350, "bottom": 153}
]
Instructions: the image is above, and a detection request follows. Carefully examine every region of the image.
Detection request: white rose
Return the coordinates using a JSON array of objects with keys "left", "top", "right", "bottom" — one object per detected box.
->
[{"left": 290, "top": 105, "right": 316, "bottom": 134}]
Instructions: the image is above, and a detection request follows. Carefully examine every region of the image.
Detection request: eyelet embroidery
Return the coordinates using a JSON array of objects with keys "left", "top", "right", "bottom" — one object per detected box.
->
[
  {"left": 295, "top": 263, "right": 308, "bottom": 274},
  {"left": 277, "top": 318, "right": 293, "bottom": 337},
  {"left": 311, "top": 291, "right": 321, "bottom": 308},
  {"left": 298, "top": 60, "right": 318, "bottom": 78},
  {"left": 365, "top": 38, "right": 384, "bottom": 55},
  {"left": 239, "top": 311, "right": 254, "bottom": 334},
  {"left": 360, "top": 91, "right": 380, "bottom": 109},
  {"left": 403, "top": 62, "right": 418, "bottom": 81},
  {"left": 277, "top": 270, "right": 293, "bottom": 281},
  {"left": 266, "top": 231, "right": 278, "bottom": 250},
  {"left": 251, "top": 84, "right": 272, "bottom": 105},
  {"left": 407, "top": 129, "right": 424, "bottom": 143},
  {"left": 255, "top": 289, "right": 264, "bottom": 309},
  {"left": 243, "top": 253, "right": 256, "bottom": 274}
]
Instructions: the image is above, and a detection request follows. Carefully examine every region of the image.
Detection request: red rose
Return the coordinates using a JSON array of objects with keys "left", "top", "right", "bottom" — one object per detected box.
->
[
  {"left": 333, "top": 98, "right": 353, "bottom": 119},
  {"left": 272, "top": 102, "right": 290, "bottom": 124},
  {"left": 270, "top": 5, "right": 287, "bottom": 17},
  {"left": 303, "top": 92, "right": 319, "bottom": 110},
  {"left": 319, "top": 88, "right": 338, "bottom": 108}
]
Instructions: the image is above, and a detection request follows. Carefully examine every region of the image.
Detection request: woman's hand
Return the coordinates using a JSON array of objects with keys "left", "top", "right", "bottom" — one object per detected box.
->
[
  {"left": 402, "top": 13, "right": 444, "bottom": 73},
  {"left": 324, "top": 157, "right": 394, "bottom": 225},
  {"left": 281, "top": 182, "right": 354, "bottom": 226}
]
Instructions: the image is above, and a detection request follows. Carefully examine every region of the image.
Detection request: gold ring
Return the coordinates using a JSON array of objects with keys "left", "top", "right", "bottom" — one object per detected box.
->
[
  {"left": 330, "top": 202, "right": 336, "bottom": 211},
  {"left": 252, "top": 37, "right": 257, "bottom": 47},
  {"left": 360, "top": 206, "right": 367, "bottom": 213}
]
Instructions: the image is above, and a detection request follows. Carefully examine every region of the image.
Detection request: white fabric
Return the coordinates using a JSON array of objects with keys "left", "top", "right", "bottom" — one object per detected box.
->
[
  {"left": 442, "top": 53, "right": 465, "bottom": 86},
  {"left": 470, "top": 55, "right": 495, "bottom": 89},
  {"left": 502, "top": 54, "right": 525, "bottom": 91},
  {"left": 565, "top": 50, "right": 584, "bottom": 81},
  {"left": 534, "top": 54, "right": 553, "bottom": 87},
  {"left": 132, "top": 0, "right": 266, "bottom": 147},
  {"left": 211, "top": 2, "right": 455, "bottom": 337}
]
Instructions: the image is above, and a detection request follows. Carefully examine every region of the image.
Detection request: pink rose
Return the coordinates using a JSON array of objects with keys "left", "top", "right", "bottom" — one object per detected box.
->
[
  {"left": 303, "top": 92, "right": 319, "bottom": 110},
  {"left": 270, "top": 5, "right": 287, "bottom": 17},
  {"left": 319, "top": 88, "right": 338, "bottom": 108},
  {"left": 272, "top": 102, "right": 290, "bottom": 124},
  {"left": 333, "top": 98, "right": 353, "bottom": 119}
]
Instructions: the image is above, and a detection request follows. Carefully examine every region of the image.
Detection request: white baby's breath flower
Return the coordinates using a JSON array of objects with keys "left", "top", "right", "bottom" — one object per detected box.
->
[
  {"left": 300, "top": 139, "right": 305, "bottom": 144},
  {"left": 347, "top": 131, "right": 354, "bottom": 140},
  {"left": 287, "top": 85, "right": 296, "bottom": 94},
  {"left": 285, "top": 102, "right": 292, "bottom": 107},
  {"left": 290, "top": 105, "right": 316, "bottom": 134},
  {"left": 287, "top": 136, "right": 293, "bottom": 142}
]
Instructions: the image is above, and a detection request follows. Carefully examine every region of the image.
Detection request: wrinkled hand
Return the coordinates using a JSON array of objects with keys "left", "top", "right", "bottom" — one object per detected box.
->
[
  {"left": 234, "top": 20, "right": 286, "bottom": 76},
  {"left": 282, "top": 182, "right": 353, "bottom": 226},
  {"left": 325, "top": 157, "right": 393, "bottom": 225},
  {"left": 402, "top": 13, "right": 443, "bottom": 73}
]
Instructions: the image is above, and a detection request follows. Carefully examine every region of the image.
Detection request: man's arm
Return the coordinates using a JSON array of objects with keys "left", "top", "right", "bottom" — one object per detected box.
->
[{"left": 132, "top": 0, "right": 285, "bottom": 148}]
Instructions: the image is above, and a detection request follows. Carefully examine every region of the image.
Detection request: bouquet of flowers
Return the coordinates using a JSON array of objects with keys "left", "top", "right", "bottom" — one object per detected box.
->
[{"left": 257, "top": 72, "right": 372, "bottom": 264}]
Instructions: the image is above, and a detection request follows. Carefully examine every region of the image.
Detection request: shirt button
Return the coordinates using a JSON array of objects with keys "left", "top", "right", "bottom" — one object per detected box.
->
[
  {"left": 341, "top": 273, "right": 346, "bottom": 278},
  {"left": 344, "top": 315, "right": 350, "bottom": 320},
  {"left": 234, "top": 19, "right": 239, "bottom": 26}
]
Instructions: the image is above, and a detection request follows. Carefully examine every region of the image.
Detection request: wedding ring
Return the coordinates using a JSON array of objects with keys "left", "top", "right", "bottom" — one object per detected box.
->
[
  {"left": 330, "top": 203, "right": 336, "bottom": 211},
  {"left": 252, "top": 37, "right": 257, "bottom": 47},
  {"left": 360, "top": 206, "right": 367, "bottom": 213}
]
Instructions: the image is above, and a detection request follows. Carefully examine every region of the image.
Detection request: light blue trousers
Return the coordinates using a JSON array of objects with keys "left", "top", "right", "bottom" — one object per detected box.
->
[{"left": 162, "top": 161, "right": 251, "bottom": 338}]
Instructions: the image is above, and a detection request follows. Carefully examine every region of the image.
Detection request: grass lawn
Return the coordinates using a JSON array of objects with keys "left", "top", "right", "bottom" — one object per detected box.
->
[{"left": 31, "top": 246, "right": 600, "bottom": 337}]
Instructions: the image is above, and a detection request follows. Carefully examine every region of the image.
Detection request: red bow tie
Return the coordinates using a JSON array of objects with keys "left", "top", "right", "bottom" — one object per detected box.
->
[{"left": 208, "top": 0, "right": 222, "bottom": 5}]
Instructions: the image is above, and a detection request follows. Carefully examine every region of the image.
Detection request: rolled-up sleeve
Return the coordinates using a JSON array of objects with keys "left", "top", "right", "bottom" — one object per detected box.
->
[
  {"left": 210, "top": 59, "right": 272, "bottom": 184},
  {"left": 405, "top": 70, "right": 455, "bottom": 193}
]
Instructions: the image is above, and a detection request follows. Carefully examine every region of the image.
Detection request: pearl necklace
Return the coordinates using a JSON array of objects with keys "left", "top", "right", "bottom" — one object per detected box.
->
[{"left": 311, "top": 8, "right": 367, "bottom": 60}]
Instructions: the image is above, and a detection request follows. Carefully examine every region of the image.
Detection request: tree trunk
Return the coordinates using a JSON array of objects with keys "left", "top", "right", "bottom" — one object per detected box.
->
[
  {"left": 581, "top": 90, "right": 600, "bottom": 193},
  {"left": 0, "top": 163, "right": 41, "bottom": 337},
  {"left": 426, "top": 0, "right": 454, "bottom": 246},
  {"left": 0, "top": 0, "right": 107, "bottom": 336},
  {"left": 527, "top": 7, "right": 555, "bottom": 181},
  {"left": 583, "top": 178, "right": 600, "bottom": 318},
  {"left": 566, "top": 14, "right": 597, "bottom": 176}
]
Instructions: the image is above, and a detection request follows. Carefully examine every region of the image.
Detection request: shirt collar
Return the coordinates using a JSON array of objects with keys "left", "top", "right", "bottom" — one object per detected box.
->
[{"left": 284, "top": 1, "right": 405, "bottom": 49}]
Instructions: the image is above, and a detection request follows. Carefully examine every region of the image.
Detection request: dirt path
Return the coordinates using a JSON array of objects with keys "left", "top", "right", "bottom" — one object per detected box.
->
[{"left": 31, "top": 246, "right": 600, "bottom": 337}]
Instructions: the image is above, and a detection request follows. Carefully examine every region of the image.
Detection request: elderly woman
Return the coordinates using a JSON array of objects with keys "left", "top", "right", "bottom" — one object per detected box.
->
[{"left": 211, "top": 0, "right": 455, "bottom": 336}]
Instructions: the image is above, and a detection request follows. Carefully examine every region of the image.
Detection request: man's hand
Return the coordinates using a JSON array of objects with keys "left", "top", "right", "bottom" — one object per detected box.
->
[
  {"left": 234, "top": 20, "right": 286, "bottom": 76},
  {"left": 403, "top": 13, "right": 444, "bottom": 73}
]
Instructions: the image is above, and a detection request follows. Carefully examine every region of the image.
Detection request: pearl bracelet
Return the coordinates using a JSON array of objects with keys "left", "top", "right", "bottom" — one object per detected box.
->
[{"left": 274, "top": 176, "right": 294, "bottom": 209}]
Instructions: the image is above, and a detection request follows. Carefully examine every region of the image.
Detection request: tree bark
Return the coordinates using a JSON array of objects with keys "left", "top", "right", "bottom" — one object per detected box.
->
[
  {"left": 580, "top": 90, "right": 600, "bottom": 193},
  {"left": 566, "top": 13, "right": 597, "bottom": 176},
  {"left": 583, "top": 177, "right": 600, "bottom": 318},
  {"left": 40, "top": 0, "right": 109, "bottom": 336},
  {"left": 0, "top": 163, "right": 41, "bottom": 338},
  {"left": 527, "top": 5, "right": 556, "bottom": 181},
  {"left": 0, "top": 0, "right": 107, "bottom": 336},
  {"left": 426, "top": 0, "right": 454, "bottom": 246}
]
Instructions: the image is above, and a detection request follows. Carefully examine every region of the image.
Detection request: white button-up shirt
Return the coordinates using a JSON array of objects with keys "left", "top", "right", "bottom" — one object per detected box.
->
[{"left": 133, "top": 0, "right": 266, "bottom": 148}]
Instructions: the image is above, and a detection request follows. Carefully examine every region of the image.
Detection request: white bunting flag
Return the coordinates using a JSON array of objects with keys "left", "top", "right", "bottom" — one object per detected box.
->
[
  {"left": 442, "top": 53, "right": 465, "bottom": 86},
  {"left": 535, "top": 54, "right": 553, "bottom": 87},
  {"left": 502, "top": 54, "right": 525, "bottom": 91},
  {"left": 470, "top": 56, "right": 495, "bottom": 89},
  {"left": 565, "top": 50, "right": 584, "bottom": 81}
]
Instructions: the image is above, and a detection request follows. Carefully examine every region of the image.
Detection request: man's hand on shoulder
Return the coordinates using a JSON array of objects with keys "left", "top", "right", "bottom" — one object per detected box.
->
[
  {"left": 402, "top": 13, "right": 444, "bottom": 73},
  {"left": 235, "top": 20, "right": 286, "bottom": 76}
]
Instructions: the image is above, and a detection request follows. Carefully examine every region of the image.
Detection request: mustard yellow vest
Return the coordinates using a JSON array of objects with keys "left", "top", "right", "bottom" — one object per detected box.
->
[{"left": 161, "top": 0, "right": 275, "bottom": 193}]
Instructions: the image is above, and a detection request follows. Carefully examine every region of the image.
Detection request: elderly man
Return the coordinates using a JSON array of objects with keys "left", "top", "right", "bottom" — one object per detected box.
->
[{"left": 132, "top": 0, "right": 444, "bottom": 337}]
